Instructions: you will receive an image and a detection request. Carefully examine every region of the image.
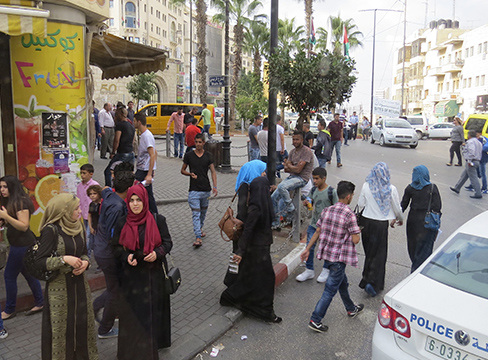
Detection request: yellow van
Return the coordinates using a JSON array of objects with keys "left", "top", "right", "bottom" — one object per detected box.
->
[
  {"left": 463, "top": 113, "right": 488, "bottom": 138},
  {"left": 136, "top": 103, "right": 216, "bottom": 135}
]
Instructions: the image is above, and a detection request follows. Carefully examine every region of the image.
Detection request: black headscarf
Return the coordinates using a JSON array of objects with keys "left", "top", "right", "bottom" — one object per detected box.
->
[{"left": 248, "top": 176, "right": 275, "bottom": 228}]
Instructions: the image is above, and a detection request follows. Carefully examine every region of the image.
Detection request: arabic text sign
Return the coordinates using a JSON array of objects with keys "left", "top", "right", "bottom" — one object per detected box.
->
[
  {"left": 373, "top": 98, "right": 401, "bottom": 117},
  {"left": 209, "top": 75, "right": 226, "bottom": 87}
]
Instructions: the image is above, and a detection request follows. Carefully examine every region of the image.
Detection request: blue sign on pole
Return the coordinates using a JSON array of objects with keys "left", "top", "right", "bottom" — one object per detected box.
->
[{"left": 209, "top": 75, "right": 226, "bottom": 87}]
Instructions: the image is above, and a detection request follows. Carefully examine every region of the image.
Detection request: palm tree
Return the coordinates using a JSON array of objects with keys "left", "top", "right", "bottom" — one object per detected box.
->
[
  {"left": 329, "top": 14, "right": 363, "bottom": 55},
  {"left": 211, "top": 0, "right": 264, "bottom": 128},
  {"left": 172, "top": 0, "right": 208, "bottom": 103},
  {"left": 314, "top": 26, "right": 328, "bottom": 51},
  {"left": 278, "top": 18, "right": 305, "bottom": 55},
  {"left": 243, "top": 17, "right": 269, "bottom": 80}
]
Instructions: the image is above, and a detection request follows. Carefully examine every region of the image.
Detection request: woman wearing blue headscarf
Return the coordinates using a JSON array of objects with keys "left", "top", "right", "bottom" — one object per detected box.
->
[
  {"left": 401, "top": 165, "right": 442, "bottom": 272},
  {"left": 358, "top": 162, "right": 403, "bottom": 297}
]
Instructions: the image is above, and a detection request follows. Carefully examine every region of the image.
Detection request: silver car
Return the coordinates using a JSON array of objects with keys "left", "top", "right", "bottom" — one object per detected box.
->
[{"left": 371, "top": 118, "right": 418, "bottom": 148}]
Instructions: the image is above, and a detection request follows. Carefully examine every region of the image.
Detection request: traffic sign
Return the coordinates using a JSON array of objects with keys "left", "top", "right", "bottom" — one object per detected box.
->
[{"left": 209, "top": 75, "right": 226, "bottom": 87}]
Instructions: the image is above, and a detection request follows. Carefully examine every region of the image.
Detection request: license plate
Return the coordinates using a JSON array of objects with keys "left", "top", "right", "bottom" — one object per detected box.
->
[{"left": 425, "top": 336, "right": 484, "bottom": 360}]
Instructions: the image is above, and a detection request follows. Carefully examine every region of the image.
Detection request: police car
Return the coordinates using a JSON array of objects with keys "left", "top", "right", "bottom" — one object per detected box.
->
[{"left": 372, "top": 211, "right": 488, "bottom": 360}]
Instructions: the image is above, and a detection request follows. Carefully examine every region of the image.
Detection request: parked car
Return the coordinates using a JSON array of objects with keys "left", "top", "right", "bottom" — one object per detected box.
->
[
  {"left": 401, "top": 115, "right": 430, "bottom": 139},
  {"left": 372, "top": 210, "right": 488, "bottom": 360},
  {"left": 463, "top": 113, "right": 488, "bottom": 139},
  {"left": 286, "top": 112, "right": 299, "bottom": 131},
  {"left": 370, "top": 118, "right": 418, "bottom": 148},
  {"left": 428, "top": 122, "right": 455, "bottom": 140},
  {"left": 309, "top": 113, "right": 332, "bottom": 135}
]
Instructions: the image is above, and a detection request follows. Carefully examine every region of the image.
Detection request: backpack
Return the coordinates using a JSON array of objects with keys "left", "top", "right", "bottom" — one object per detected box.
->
[
  {"left": 310, "top": 186, "right": 335, "bottom": 206},
  {"left": 24, "top": 224, "right": 59, "bottom": 282}
]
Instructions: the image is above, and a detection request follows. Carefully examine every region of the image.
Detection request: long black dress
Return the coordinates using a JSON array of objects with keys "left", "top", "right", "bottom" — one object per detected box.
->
[
  {"left": 220, "top": 177, "right": 279, "bottom": 322},
  {"left": 113, "top": 214, "right": 173, "bottom": 360},
  {"left": 35, "top": 224, "right": 98, "bottom": 360},
  {"left": 401, "top": 184, "right": 442, "bottom": 272}
]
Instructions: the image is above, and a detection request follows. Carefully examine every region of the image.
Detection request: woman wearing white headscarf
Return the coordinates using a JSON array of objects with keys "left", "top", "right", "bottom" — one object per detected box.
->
[{"left": 358, "top": 162, "right": 403, "bottom": 297}]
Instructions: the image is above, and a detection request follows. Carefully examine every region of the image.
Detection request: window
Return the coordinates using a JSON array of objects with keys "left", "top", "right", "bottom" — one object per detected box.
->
[
  {"left": 125, "top": 2, "right": 137, "bottom": 28},
  {"left": 470, "top": 46, "right": 474, "bottom": 56},
  {"left": 135, "top": 37, "right": 140, "bottom": 43},
  {"left": 484, "top": 42, "right": 488, "bottom": 54},
  {"left": 478, "top": 44, "right": 483, "bottom": 54},
  {"left": 163, "top": 14, "right": 166, "bottom": 22},
  {"left": 465, "top": 48, "right": 469, "bottom": 58},
  {"left": 144, "top": 22, "right": 147, "bottom": 30},
  {"left": 482, "top": 75, "right": 486, "bottom": 86},
  {"left": 463, "top": 79, "right": 467, "bottom": 88},
  {"left": 144, "top": 105, "right": 158, "bottom": 117},
  {"left": 468, "top": 78, "right": 472, "bottom": 87},
  {"left": 109, "top": 0, "right": 114, "bottom": 8},
  {"left": 163, "top": 0, "right": 166, "bottom": 5},
  {"left": 151, "top": 24, "right": 153, "bottom": 32},
  {"left": 151, "top": 6, "right": 153, "bottom": 15},
  {"left": 129, "top": 36, "right": 133, "bottom": 42},
  {"left": 144, "top": 4, "right": 146, "bottom": 12},
  {"left": 170, "top": 22, "right": 176, "bottom": 42},
  {"left": 109, "top": 18, "right": 114, "bottom": 27},
  {"left": 445, "top": 82, "right": 449, "bottom": 91},
  {"left": 163, "top": 30, "right": 167, "bottom": 38},
  {"left": 476, "top": 76, "right": 480, "bottom": 86}
]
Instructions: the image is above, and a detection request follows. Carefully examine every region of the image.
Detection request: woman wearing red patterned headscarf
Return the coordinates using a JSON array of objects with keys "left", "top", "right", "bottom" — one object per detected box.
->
[{"left": 112, "top": 184, "right": 173, "bottom": 360}]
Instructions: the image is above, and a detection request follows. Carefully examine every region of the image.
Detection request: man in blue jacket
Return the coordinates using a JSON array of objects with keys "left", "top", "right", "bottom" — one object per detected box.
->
[{"left": 313, "top": 120, "right": 332, "bottom": 168}]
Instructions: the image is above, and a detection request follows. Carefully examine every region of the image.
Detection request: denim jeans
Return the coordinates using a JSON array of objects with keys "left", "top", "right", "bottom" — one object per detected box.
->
[
  {"left": 135, "top": 169, "right": 158, "bottom": 214},
  {"left": 310, "top": 261, "right": 356, "bottom": 323},
  {"left": 343, "top": 128, "right": 349, "bottom": 145},
  {"left": 275, "top": 150, "right": 288, "bottom": 178},
  {"left": 318, "top": 158, "right": 327, "bottom": 169},
  {"left": 104, "top": 152, "right": 135, "bottom": 186},
  {"left": 305, "top": 225, "right": 328, "bottom": 270},
  {"left": 174, "top": 133, "right": 185, "bottom": 158},
  {"left": 188, "top": 191, "right": 210, "bottom": 239},
  {"left": 4, "top": 245, "right": 44, "bottom": 314},
  {"left": 83, "top": 219, "right": 94, "bottom": 257},
  {"left": 93, "top": 256, "right": 120, "bottom": 335},
  {"left": 249, "top": 147, "right": 260, "bottom": 161},
  {"left": 0, "top": 301, "right": 4, "bottom": 330},
  {"left": 203, "top": 124, "right": 211, "bottom": 136},
  {"left": 271, "top": 175, "right": 307, "bottom": 225},
  {"left": 331, "top": 140, "right": 342, "bottom": 164},
  {"left": 480, "top": 161, "right": 487, "bottom": 190}
]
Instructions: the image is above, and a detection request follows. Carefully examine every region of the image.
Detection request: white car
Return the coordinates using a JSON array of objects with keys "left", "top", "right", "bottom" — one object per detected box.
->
[
  {"left": 372, "top": 210, "right": 488, "bottom": 360},
  {"left": 428, "top": 123, "right": 455, "bottom": 140},
  {"left": 401, "top": 115, "right": 430, "bottom": 139},
  {"left": 371, "top": 118, "right": 418, "bottom": 148},
  {"left": 309, "top": 113, "right": 332, "bottom": 135}
]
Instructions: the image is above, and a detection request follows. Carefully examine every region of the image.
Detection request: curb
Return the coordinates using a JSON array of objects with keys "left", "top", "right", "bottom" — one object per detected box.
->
[{"left": 274, "top": 243, "right": 306, "bottom": 287}]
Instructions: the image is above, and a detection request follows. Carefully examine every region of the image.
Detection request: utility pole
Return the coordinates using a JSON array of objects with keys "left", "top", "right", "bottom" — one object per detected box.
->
[
  {"left": 189, "top": 0, "right": 193, "bottom": 103},
  {"left": 360, "top": 8, "right": 403, "bottom": 123},
  {"left": 267, "top": 0, "right": 278, "bottom": 185},
  {"left": 401, "top": 0, "right": 407, "bottom": 115},
  {"left": 221, "top": 0, "right": 231, "bottom": 171}
]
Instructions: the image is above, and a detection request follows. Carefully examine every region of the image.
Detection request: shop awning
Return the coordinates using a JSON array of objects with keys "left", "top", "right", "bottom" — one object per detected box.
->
[
  {"left": 90, "top": 34, "right": 169, "bottom": 80},
  {"left": 0, "top": 3, "right": 49, "bottom": 38},
  {"left": 434, "top": 100, "right": 458, "bottom": 117}
]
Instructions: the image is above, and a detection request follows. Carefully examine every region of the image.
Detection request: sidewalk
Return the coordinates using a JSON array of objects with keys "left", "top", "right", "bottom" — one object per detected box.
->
[{"left": 0, "top": 147, "right": 304, "bottom": 360}]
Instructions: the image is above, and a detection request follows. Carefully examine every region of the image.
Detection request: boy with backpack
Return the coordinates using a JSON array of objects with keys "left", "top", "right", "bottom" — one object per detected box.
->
[
  {"left": 313, "top": 119, "right": 332, "bottom": 168},
  {"left": 296, "top": 167, "right": 338, "bottom": 283}
]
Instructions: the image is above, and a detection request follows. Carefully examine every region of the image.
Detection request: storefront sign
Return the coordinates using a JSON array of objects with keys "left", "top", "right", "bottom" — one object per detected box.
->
[
  {"left": 42, "top": 112, "right": 68, "bottom": 148},
  {"left": 373, "top": 98, "right": 401, "bottom": 117}
]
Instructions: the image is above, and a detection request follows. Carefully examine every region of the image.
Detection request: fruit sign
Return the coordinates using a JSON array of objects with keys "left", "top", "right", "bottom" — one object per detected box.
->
[{"left": 10, "top": 21, "right": 88, "bottom": 234}]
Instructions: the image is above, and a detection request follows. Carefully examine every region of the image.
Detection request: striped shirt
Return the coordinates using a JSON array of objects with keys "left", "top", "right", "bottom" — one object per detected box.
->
[{"left": 315, "top": 202, "right": 361, "bottom": 267}]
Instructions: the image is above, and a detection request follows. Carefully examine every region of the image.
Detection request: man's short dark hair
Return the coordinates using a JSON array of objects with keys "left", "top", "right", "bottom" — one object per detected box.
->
[
  {"left": 113, "top": 171, "right": 135, "bottom": 193},
  {"left": 318, "top": 119, "right": 326, "bottom": 128},
  {"left": 113, "top": 161, "right": 134, "bottom": 175},
  {"left": 116, "top": 101, "right": 125, "bottom": 109},
  {"left": 276, "top": 115, "right": 281, "bottom": 122},
  {"left": 468, "top": 130, "right": 477, "bottom": 138},
  {"left": 334, "top": 113, "right": 340, "bottom": 117},
  {"left": 178, "top": 106, "right": 184, "bottom": 111},
  {"left": 195, "top": 133, "right": 205, "bottom": 142},
  {"left": 80, "top": 163, "right": 95, "bottom": 173},
  {"left": 192, "top": 117, "right": 198, "bottom": 125},
  {"left": 202, "top": 103, "right": 207, "bottom": 108},
  {"left": 293, "top": 130, "right": 304, "bottom": 138},
  {"left": 128, "top": 101, "right": 134, "bottom": 105},
  {"left": 134, "top": 112, "right": 147, "bottom": 125},
  {"left": 255, "top": 115, "right": 262, "bottom": 122},
  {"left": 337, "top": 181, "right": 355, "bottom": 199},
  {"left": 342, "top": 110, "right": 347, "bottom": 114},
  {"left": 303, "top": 123, "right": 310, "bottom": 130},
  {"left": 312, "top": 167, "right": 327, "bottom": 178},
  {"left": 263, "top": 117, "right": 269, "bottom": 128}
]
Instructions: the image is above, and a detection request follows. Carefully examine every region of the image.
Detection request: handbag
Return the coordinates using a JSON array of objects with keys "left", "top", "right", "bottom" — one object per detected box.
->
[
  {"left": 218, "top": 190, "right": 244, "bottom": 242},
  {"left": 353, "top": 205, "right": 365, "bottom": 230},
  {"left": 424, "top": 184, "right": 441, "bottom": 231},
  {"left": 162, "top": 255, "right": 181, "bottom": 295},
  {"left": 24, "top": 224, "right": 59, "bottom": 281}
]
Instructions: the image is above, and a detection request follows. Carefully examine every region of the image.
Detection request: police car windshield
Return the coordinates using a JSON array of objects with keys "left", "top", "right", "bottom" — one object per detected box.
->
[{"left": 421, "top": 233, "right": 488, "bottom": 300}]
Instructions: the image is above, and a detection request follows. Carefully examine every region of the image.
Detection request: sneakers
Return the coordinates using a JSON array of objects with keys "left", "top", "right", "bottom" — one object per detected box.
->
[
  {"left": 483, "top": 189, "right": 488, "bottom": 194},
  {"left": 316, "top": 268, "right": 330, "bottom": 283},
  {"left": 347, "top": 304, "right": 365, "bottom": 318},
  {"left": 464, "top": 186, "right": 474, "bottom": 192},
  {"left": 98, "top": 327, "right": 118, "bottom": 339},
  {"left": 365, "top": 283, "right": 377, "bottom": 297},
  {"left": 0, "top": 328, "right": 8, "bottom": 339},
  {"left": 308, "top": 320, "right": 328, "bottom": 333},
  {"left": 296, "top": 269, "right": 315, "bottom": 282},
  {"left": 450, "top": 187, "right": 460, "bottom": 194}
]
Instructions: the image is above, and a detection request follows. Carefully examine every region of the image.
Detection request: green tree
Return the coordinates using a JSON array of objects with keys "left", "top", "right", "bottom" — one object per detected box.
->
[
  {"left": 171, "top": 0, "right": 208, "bottom": 103},
  {"left": 126, "top": 73, "right": 157, "bottom": 108},
  {"left": 243, "top": 17, "right": 269, "bottom": 80},
  {"left": 314, "top": 27, "right": 328, "bottom": 51},
  {"left": 269, "top": 49, "right": 356, "bottom": 130},
  {"left": 329, "top": 15, "right": 363, "bottom": 55},
  {"left": 278, "top": 18, "right": 305, "bottom": 55},
  {"left": 235, "top": 72, "right": 268, "bottom": 126},
  {"left": 211, "top": 0, "right": 264, "bottom": 129}
]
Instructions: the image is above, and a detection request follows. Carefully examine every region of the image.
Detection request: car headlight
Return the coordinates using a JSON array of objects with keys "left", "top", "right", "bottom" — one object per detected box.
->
[{"left": 386, "top": 131, "right": 394, "bottom": 135}]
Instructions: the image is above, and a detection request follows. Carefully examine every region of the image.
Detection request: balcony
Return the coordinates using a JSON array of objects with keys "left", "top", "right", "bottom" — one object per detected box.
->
[
  {"left": 408, "top": 78, "right": 424, "bottom": 87},
  {"left": 442, "top": 59, "right": 464, "bottom": 73},
  {"left": 428, "top": 67, "right": 445, "bottom": 77}
]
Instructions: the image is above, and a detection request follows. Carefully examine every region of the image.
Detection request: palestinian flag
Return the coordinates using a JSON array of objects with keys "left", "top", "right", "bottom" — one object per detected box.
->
[
  {"left": 309, "top": 17, "right": 316, "bottom": 46},
  {"left": 343, "top": 24, "right": 350, "bottom": 57}
]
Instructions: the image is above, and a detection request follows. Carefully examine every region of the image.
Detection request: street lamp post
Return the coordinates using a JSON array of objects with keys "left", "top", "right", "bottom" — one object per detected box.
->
[
  {"left": 360, "top": 8, "right": 403, "bottom": 124},
  {"left": 189, "top": 0, "right": 193, "bottom": 103},
  {"left": 221, "top": 0, "right": 231, "bottom": 171},
  {"left": 267, "top": 0, "right": 278, "bottom": 185}
]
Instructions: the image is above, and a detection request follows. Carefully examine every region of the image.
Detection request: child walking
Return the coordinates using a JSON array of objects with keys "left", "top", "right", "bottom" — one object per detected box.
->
[
  {"left": 76, "top": 164, "right": 99, "bottom": 257},
  {"left": 87, "top": 185, "right": 102, "bottom": 257}
]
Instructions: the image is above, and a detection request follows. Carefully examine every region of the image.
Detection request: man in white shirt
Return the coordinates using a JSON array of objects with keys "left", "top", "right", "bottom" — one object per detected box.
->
[
  {"left": 134, "top": 112, "right": 158, "bottom": 213},
  {"left": 99, "top": 103, "right": 115, "bottom": 159},
  {"left": 257, "top": 117, "right": 269, "bottom": 162}
]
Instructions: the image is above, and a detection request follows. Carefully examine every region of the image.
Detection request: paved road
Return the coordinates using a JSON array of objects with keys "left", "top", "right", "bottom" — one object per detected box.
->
[{"left": 196, "top": 137, "right": 487, "bottom": 360}]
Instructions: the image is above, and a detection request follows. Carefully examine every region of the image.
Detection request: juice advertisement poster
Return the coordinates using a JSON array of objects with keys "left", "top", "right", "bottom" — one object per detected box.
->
[{"left": 10, "top": 22, "right": 88, "bottom": 234}]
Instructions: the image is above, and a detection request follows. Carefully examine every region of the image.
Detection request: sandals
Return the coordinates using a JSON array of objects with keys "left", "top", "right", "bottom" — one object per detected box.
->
[
  {"left": 200, "top": 231, "right": 206, "bottom": 238},
  {"left": 1, "top": 311, "right": 16, "bottom": 321},
  {"left": 193, "top": 239, "right": 203, "bottom": 247},
  {"left": 25, "top": 307, "right": 43, "bottom": 316},
  {"left": 446, "top": 163, "right": 452, "bottom": 166}
]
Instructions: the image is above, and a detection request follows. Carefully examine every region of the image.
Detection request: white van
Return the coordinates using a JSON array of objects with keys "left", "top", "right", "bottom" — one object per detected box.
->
[{"left": 400, "top": 115, "right": 429, "bottom": 139}]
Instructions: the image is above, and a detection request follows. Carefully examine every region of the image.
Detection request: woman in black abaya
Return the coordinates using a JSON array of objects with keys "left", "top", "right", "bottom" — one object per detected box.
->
[{"left": 220, "top": 176, "right": 282, "bottom": 323}]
